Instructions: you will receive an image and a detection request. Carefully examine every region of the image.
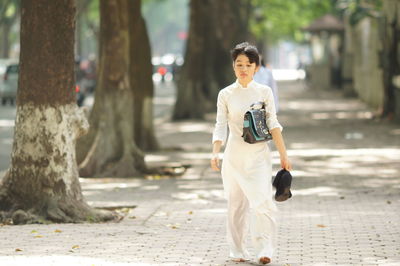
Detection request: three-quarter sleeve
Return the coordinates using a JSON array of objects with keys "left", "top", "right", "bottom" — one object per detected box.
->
[
  {"left": 264, "top": 87, "right": 283, "bottom": 132},
  {"left": 212, "top": 90, "right": 228, "bottom": 145}
]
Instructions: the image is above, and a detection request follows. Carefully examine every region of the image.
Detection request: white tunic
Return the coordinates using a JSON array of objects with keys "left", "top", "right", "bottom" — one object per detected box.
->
[{"left": 212, "top": 80, "right": 282, "bottom": 209}]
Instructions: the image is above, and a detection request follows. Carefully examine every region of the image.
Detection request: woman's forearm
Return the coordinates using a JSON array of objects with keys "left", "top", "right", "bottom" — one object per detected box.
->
[
  {"left": 270, "top": 128, "right": 287, "bottom": 158},
  {"left": 212, "top": 141, "right": 222, "bottom": 155}
]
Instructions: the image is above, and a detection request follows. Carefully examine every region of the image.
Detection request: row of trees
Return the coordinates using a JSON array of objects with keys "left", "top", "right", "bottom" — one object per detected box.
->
[
  {"left": 0, "top": 0, "right": 156, "bottom": 224},
  {"left": 0, "top": 0, "right": 333, "bottom": 224},
  {"left": 174, "top": 0, "right": 335, "bottom": 119}
]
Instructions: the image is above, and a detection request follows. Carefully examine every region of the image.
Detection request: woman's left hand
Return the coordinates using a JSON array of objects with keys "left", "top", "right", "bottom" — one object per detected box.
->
[{"left": 280, "top": 156, "right": 292, "bottom": 171}]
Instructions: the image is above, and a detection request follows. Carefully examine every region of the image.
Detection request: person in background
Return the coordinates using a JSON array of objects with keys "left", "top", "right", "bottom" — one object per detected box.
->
[{"left": 253, "top": 57, "right": 279, "bottom": 113}]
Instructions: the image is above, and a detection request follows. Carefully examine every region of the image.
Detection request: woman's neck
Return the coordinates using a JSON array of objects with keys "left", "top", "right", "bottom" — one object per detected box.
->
[{"left": 239, "top": 79, "right": 251, "bottom": 88}]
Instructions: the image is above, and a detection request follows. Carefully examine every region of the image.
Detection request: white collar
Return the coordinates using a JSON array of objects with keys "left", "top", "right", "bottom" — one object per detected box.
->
[{"left": 235, "top": 79, "right": 255, "bottom": 89}]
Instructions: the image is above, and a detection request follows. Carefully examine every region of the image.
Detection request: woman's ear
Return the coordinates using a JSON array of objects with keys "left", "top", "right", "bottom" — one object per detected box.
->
[{"left": 255, "top": 65, "right": 260, "bottom": 73}]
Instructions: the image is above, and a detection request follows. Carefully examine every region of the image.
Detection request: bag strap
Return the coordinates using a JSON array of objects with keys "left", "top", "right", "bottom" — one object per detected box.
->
[{"left": 250, "top": 101, "right": 265, "bottom": 110}]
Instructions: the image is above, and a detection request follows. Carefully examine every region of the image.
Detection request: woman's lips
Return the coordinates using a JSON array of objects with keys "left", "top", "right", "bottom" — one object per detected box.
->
[{"left": 240, "top": 73, "right": 247, "bottom": 77}]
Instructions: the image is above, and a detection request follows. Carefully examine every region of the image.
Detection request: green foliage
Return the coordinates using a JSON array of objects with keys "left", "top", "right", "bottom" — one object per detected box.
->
[
  {"left": 86, "top": 0, "right": 99, "bottom": 26},
  {"left": 0, "top": 0, "right": 20, "bottom": 24},
  {"left": 250, "top": 0, "right": 335, "bottom": 42},
  {"left": 336, "top": 0, "right": 382, "bottom": 25}
]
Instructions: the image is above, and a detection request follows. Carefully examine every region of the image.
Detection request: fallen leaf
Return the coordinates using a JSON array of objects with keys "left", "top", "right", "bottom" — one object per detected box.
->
[
  {"left": 15, "top": 248, "right": 22, "bottom": 252},
  {"left": 31, "top": 230, "right": 38, "bottom": 234},
  {"left": 120, "top": 208, "right": 130, "bottom": 214},
  {"left": 317, "top": 224, "right": 326, "bottom": 228},
  {"left": 340, "top": 196, "right": 345, "bottom": 200},
  {"left": 166, "top": 223, "right": 180, "bottom": 229},
  {"left": 71, "top": 245, "right": 80, "bottom": 249},
  {"left": 387, "top": 201, "right": 392, "bottom": 204},
  {"left": 188, "top": 211, "right": 193, "bottom": 215},
  {"left": 54, "top": 229, "right": 62, "bottom": 233},
  {"left": 34, "top": 235, "right": 43, "bottom": 238},
  {"left": 129, "top": 216, "right": 136, "bottom": 219}
]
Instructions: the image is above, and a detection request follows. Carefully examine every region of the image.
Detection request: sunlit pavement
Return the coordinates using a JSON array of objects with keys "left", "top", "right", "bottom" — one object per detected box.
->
[{"left": 1, "top": 79, "right": 400, "bottom": 265}]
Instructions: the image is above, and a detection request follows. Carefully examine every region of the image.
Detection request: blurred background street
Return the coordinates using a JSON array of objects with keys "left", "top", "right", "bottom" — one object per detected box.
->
[{"left": 1, "top": 0, "right": 400, "bottom": 265}]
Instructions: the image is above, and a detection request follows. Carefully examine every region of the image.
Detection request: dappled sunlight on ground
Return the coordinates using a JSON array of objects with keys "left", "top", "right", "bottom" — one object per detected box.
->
[
  {"left": 0, "top": 119, "right": 14, "bottom": 127},
  {"left": 0, "top": 256, "right": 152, "bottom": 266},
  {"left": 172, "top": 189, "right": 224, "bottom": 202},
  {"left": 79, "top": 178, "right": 143, "bottom": 190},
  {"left": 272, "top": 69, "right": 306, "bottom": 81},
  {"left": 311, "top": 110, "right": 373, "bottom": 120},
  {"left": 293, "top": 186, "right": 340, "bottom": 197},
  {"left": 287, "top": 148, "right": 400, "bottom": 157},
  {"left": 285, "top": 99, "right": 367, "bottom": 112},
  {"left": 1, "top": 81, "right": 399, "bottom": 265},
  {"left": 389, "top": 128, "right": 400, "bottom": 136}
]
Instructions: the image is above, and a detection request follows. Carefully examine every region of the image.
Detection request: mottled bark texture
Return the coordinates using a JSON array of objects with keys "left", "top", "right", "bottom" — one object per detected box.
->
[
  {"left": 77, "top": 0, "right": 150, "bottom": 177},
  {"left": 173, "top": 0, "right": 249, "bottom": 120},
  {"left": 0, "top": 0, "right": 116, "bottom": 224}
]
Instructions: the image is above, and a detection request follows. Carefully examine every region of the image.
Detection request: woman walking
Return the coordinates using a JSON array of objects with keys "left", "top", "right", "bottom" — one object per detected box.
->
[{"left": 211, "top": 42, "right": 292, "bottom": 264}]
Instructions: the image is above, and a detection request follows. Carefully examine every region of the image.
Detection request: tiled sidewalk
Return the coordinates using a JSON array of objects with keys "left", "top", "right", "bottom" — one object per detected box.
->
[{"left": 0, "top": 81, "right": 399, "bottom": 265}]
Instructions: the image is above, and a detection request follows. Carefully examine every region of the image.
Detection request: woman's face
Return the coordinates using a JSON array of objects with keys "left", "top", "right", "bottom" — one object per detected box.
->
[{"left": 233, "top": 54, "right": 259, "bottom": 84}]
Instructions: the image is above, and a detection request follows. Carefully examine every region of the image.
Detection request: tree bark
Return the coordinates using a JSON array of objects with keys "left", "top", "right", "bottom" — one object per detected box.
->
[
  {"left": 212, "top": 0, "right": 249, "bottom": 97},
  {"left": 0, "top": 0, "right": 115, "bottom": 224},
  {"left": 129, "top": 0, "right": 159, "bottom": 151},
  {"left": 172, "top": 0, "right": 249, "bottom": 120},
  {"left": 172, "top": 0, "right": 217, "bottom": 120},
  {"left": 381, "top": 0, "right": 400, "bottom": 119},
  {"left": 77, "top": 0, "right": 147, "bottom": 177},
  {"left": 1, "top": 24, "right": 11, "bottom": 58}
]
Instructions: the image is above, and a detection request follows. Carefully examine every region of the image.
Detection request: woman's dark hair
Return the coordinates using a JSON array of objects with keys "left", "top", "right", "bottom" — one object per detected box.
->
[{"left": 231, "top": 42, "right": 260, "bottom": 66}]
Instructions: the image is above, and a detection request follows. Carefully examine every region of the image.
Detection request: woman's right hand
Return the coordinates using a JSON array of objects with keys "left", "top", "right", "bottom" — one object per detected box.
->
[
  {"left": 280, "top": 155, "right": 292, "bottom": 171},
  {"left": 210, "top": 155, "right": 221, "bottom": 171}
]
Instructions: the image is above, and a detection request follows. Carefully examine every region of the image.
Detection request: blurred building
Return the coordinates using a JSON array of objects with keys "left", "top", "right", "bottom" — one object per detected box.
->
[{"left": 303, "top": 14, "right": 344, "bottom": 91}]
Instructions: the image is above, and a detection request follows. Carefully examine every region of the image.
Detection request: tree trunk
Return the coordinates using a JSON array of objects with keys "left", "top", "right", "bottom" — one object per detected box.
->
[
  {"left": 129, "top": 0, "right": 159, "bottom": 151},
  {"left": 212, "top": 0, "right": 249, "bottom": 97},
  {"left": 172, "top": 0, "right": 217, "bottom": 120},
  {"left": 381, "top": 0, "right": 400, "bottom": 119},
  {"left": 172, "top": 0, "right": 249, "bottom": 120},
  {"left": 1, "top": 23, "right": 10, "bottom": 58},
  {"left": 78, "top": 0, "right": 147, "bottom": 177},
  {"left": 0, "top": 0, "right": 115, "bottom": 224}
]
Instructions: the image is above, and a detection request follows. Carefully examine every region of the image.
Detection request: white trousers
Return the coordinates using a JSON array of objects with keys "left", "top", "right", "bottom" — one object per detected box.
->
[{"left": 226, "top": 175, "right": 277, "bottom": 260}]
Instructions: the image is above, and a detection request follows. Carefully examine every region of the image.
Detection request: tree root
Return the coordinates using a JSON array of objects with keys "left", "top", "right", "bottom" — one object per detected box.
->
[
  {"left": 100, "top": 155, "right": 146, "bottom": 177},
  {"left": 0, "top": 195, "right": 120, "bottom": 225}
]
